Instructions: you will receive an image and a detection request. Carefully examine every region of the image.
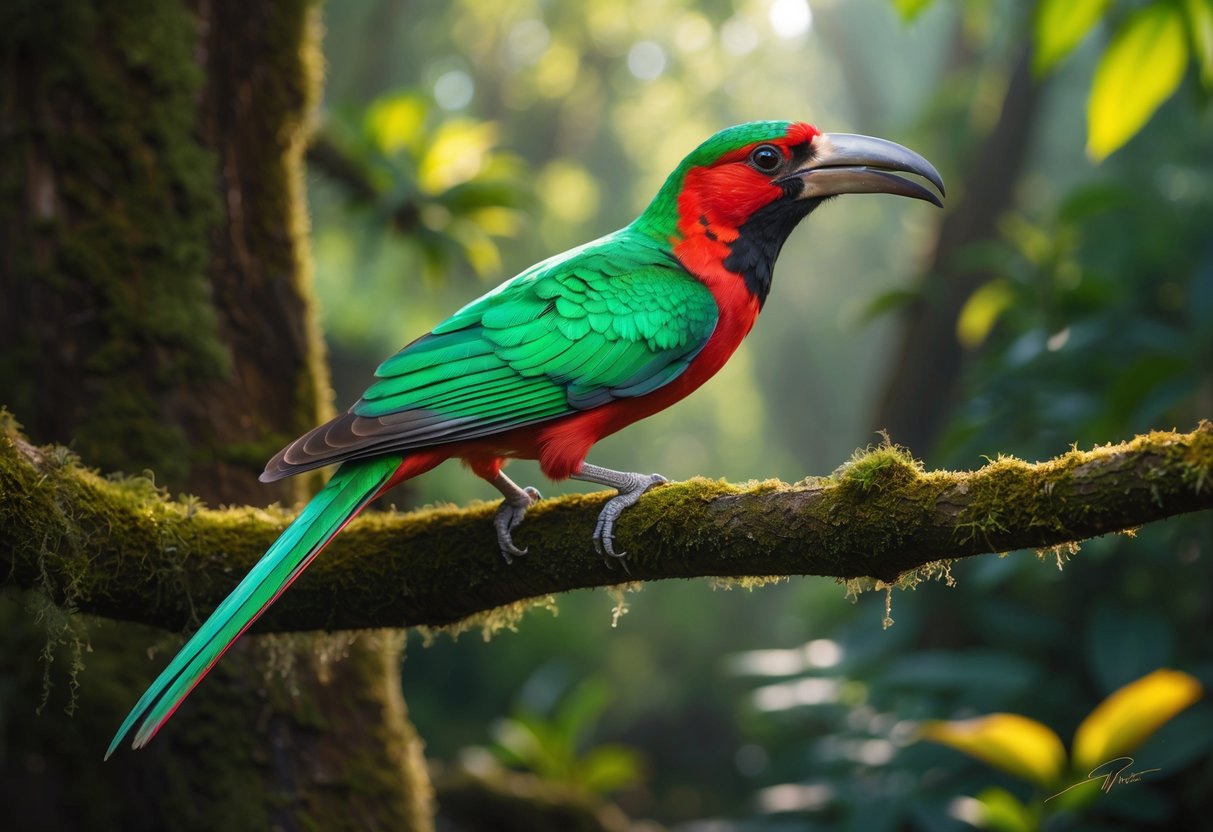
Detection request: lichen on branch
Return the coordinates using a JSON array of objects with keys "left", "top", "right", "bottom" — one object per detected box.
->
[{"left": 1, "top": 409, "right": 1210, "bottom": 635}]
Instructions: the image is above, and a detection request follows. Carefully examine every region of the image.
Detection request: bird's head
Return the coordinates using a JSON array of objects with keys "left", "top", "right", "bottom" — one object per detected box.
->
[{"left": 638, "top": 121, "right": 944, "bottom": 305}]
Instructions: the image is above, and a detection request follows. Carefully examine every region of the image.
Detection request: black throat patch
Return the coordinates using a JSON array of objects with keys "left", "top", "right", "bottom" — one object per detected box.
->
[{"left": 722, "top": 179, "right": 821, "bottom": 306}]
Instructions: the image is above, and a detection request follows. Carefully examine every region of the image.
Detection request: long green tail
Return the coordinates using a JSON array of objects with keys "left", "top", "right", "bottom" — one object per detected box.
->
[{"left": 106, "top": 455, "right": 402, "bottom": 759}]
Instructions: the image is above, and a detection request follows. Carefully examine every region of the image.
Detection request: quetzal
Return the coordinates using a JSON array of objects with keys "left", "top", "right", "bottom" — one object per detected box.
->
[{"left": 107, "top": 121, "right": 943, "bottom": 757}]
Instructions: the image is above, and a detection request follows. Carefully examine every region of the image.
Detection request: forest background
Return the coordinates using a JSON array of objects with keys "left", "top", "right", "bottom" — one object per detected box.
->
[{"left": 2, "top": 0, "right": 1211, "bottom": 830}]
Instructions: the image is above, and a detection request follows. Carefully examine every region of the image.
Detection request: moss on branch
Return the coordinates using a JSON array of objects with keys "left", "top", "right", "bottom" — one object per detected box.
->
[{"left": 2, "top": 410, "right": 1210, "bottom": 634}]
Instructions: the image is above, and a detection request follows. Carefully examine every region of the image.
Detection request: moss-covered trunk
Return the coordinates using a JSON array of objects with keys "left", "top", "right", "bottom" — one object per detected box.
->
[{"left": 0, "top": 1, "right": 432, "bottom": 828}]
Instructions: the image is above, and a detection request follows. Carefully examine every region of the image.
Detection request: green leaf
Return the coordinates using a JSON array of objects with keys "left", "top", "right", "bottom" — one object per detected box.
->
[
  {"left": 1086, "top": 606, "right": 1174, "bottom": 694},
  {"left": 1033, "top": 0, "right": 1112, "bottom": 77},
  {"left": 891, "top": 0, "right": 934, "bottom": 23},
  {"left": 1183, "top": 0, "right": 1213, "bottom": 88},
  {"left": 491, "top": 717, "right": 540, "bottom": 758},
  {"left": 856, "top": 287, "right": 922, "bottom": 325},
  {"left": 1087, "top": 3, "right": 1189, "bottom": 161},
  {"left": 1136, "top": 707, "right": 1213, "bottom": 771},
  {"left": 1072, "top": 668, "right": 1203, "bottom": 771},
  {"left": 974, "top": 787, "right": 1038, "bottom": 832},
  {"left": 575, "top": 744, "right": 643, "bottom": 794},
  {"left": 554, "top": 678, "right": 611, "bottom": 753},
  {"left": 1057, "top": 181, "right": 1136, "bottom": 223}
]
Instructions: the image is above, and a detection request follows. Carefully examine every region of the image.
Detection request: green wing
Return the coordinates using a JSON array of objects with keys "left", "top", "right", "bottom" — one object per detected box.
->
[{"left": 262, "top": 230, "right": 717, "bottom": 479}]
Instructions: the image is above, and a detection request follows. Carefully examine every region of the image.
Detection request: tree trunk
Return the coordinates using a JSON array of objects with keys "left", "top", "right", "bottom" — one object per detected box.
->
[
  {"left": 0, "top": 1, "right": 432, "bottom": 828},
  {"left": 871, "top": 48, "right": 1044, "bottom": 457}
]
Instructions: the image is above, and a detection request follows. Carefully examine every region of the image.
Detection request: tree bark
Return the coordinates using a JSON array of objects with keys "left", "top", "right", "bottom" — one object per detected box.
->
[
  {"left": 0, "top": 1, "right": 431, "bottom": 829},
  {"left": 4, "top": 417, "right": 1209, "bottom": 633}
]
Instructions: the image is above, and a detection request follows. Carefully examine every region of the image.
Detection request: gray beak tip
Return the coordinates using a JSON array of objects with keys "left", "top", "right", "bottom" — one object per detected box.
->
[{"left": 803, "top": 132, "right": 946, "bottom": 206}]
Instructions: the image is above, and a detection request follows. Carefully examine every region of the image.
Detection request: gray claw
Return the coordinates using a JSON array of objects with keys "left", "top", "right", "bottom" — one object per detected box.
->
[
  {"left": 494, "top": 485, "right": 541, "bottom": 564},
  {"left": 587, "top": 472, "right": 668, "bottom": 568}
]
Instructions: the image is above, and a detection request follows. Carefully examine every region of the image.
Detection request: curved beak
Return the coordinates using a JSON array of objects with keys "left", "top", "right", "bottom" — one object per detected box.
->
[{"left": 785, "top": 133, "right": 946, "bottom": 207}]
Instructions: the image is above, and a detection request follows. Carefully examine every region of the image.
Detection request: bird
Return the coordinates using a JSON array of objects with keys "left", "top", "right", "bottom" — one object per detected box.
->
[{"left": 107, "top": 120, "right": 943, "bottom": 757}]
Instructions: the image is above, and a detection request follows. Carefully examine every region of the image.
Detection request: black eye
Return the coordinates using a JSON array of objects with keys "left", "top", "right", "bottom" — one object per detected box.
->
[{"left": 749, "top": 144, "right": 783, "bottom": 172}]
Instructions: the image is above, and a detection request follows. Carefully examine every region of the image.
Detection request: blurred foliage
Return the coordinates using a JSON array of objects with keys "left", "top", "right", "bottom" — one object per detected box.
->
[
  {"left": 921, "top": 669, "right": 1203, "bottom": 830},
  {"left": 306, "top": 0, "right": 1213, "bottom": 829},
  {"left": 1083, "top": 2, "right": 1190, "bottom": 160},
  {"left": 312, "top": 90, "right": 530, "bottom": 281},
  {"left": 904, "top": 0, "right": 1213, "bottom": 161},
  {"left": 488, "top": 677, "right": 645, "bottom": 795},
  {"left": 939, "top": 108, "right": 1213, "bottom": 458}
]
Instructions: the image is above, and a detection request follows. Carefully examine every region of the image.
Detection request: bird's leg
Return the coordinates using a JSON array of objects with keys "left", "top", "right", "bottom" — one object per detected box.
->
[
  {"left": 570, "top": 462, "right": 668, "bottom": 563},
  {"left": 489, "top": 471, "right": 542, "bottom": 564}
]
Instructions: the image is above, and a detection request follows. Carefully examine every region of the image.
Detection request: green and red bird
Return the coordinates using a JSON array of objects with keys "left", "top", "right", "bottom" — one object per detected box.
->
[{"left": 107, "top": 121, "right": 943, "bottom": 757}]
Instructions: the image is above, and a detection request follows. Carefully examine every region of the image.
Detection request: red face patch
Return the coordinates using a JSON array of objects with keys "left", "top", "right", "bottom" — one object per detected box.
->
[
  {"left": 676, "top": 122, "right": 819, "bottom": 235},
  {"left": 669, "top": 122, "right": 820, "bottom": 310},
  {"left": 680, "top": 162, "right": 781, "bottom": 231},
  {"left": 784, "top": 121, "right": 818, "bottom": 147}
]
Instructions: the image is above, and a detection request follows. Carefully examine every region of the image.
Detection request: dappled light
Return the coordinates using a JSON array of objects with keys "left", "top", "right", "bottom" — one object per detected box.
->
[
  {"left": 2, "top": 0, "right": 1210, "bottom": 829},
  {"left": 311, "top": 2, "right": 1211, "bottom": 827}
]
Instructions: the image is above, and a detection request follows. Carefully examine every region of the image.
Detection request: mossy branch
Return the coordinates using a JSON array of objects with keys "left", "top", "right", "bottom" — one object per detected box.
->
[{"left": 2, "top": 412, "right": 1210, "bottom": 634}]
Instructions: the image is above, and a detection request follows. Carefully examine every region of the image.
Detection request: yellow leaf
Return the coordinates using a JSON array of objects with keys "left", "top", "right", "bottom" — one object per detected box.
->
[
  {"left": 1072, "top": 668, "right": 1202, "bottom": 771},
  {"left": 418, "top": 120, "right": 498, "bottom": 193},
  {"left": 891, "top": 0, "right": 934, "bottom": 22},
  {"left": 467, "top": 206, "right": 523, "bottom": 237},
  {"left": 1087, "top": 3, "right": 1189, "bottom": 161},
  {"left": 450, "top": 221, "right": 501, "bottom": 277},
  {"left": 1183, "top": 0, "right": 1213, "bottom": 88},
  {"left": 365, "top": 94, "right": 428, "bottom": 155},
  {"left": 921, "top": 714, "right": 1067, "bottom": 788},
  {"left": 956, "top": 279, "right": 1015, "bottom": 349},
  {"left": 1033, "top": 0, "right": 1112, "bottom": 77}
]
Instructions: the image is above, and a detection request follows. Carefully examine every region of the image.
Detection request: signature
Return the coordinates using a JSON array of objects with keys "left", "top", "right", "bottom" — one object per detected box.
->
[{"left": 1045, "top": 757, "right": 1161, "bottom": 803}]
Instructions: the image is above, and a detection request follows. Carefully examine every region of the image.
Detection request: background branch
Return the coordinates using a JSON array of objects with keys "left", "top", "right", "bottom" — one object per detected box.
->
[
  {"left": 3, "top": 414, "right": 1209, "bottom": 634},
  {"left": 306, "top": 132, "right": 423, "bottom": 233}
]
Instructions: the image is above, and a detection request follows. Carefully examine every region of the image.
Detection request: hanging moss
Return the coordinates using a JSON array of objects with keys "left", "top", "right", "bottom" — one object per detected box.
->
[{"left": 4, "top": 412, "right": 1210, "bottom": 636}]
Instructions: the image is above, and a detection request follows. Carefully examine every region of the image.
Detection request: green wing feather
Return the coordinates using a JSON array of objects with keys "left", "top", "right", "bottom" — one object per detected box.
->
[
  {"left": 353, "top": 230, "right": 718, "bottom": 435},
  {"left": 261, "top": 228, "right": 718, "bottom": 479}
]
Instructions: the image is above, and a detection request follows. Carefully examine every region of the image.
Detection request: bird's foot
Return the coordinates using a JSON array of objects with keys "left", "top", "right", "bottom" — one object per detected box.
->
[
  {"left": 571, "top": 463, "right": 668, "bottom": 568},
  {"left": 494, "top": 485, "right": 541, "bottom": 564}
]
